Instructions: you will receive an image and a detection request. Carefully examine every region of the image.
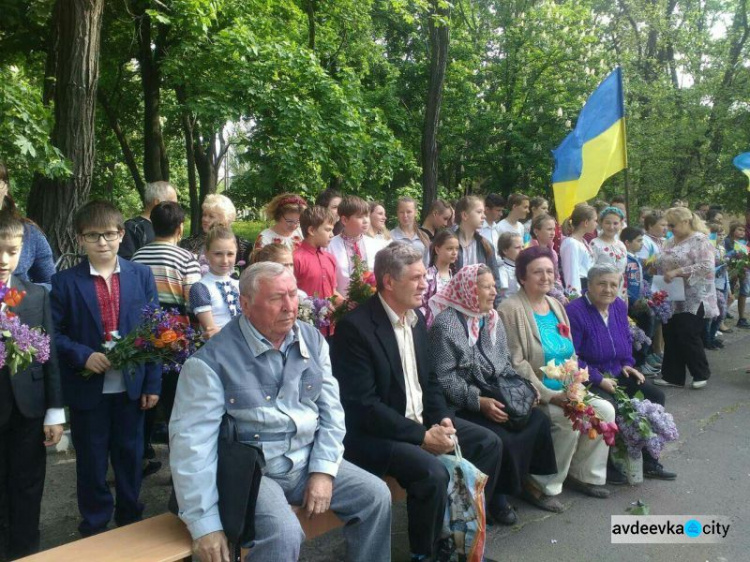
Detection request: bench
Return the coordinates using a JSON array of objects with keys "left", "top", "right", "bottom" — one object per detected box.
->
[{"left": 19, "top": 478, "right": 407, "bottom": 561}]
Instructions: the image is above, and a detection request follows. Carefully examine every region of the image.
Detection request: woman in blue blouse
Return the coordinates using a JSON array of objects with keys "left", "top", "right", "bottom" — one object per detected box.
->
[
  {"left": 0, "top": 163, "right": 56, "bottom": 284},
  {"left": 498, "top": 246, "right": 615, "bottom": 510}
]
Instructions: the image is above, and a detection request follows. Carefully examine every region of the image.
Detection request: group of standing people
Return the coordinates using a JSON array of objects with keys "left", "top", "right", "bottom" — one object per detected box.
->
[{"left": 0, "top": 160, "right": 723, "bottom": 562}]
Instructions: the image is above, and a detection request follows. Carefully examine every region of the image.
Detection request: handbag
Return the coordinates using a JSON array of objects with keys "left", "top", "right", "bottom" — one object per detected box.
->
[
  {"left": 478, "top": 373, "right": 536, "bottom": 430},
  {"left": 439, "top": 437, "right": 488, "bottom": 562},
  {"left": 169, "top": 413, "right": 265, "bottom": 561}
]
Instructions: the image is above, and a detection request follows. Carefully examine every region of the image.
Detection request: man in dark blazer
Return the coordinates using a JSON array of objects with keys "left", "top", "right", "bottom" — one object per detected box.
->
[
  {"left": 0, "top": 270, "right": 63, "bottom": 559},
  {"left": 51, "top": 201, "right": 161, "bottom": 537},
  {"left": 331, "top": 242, "right": 503, "bottom": 562}
]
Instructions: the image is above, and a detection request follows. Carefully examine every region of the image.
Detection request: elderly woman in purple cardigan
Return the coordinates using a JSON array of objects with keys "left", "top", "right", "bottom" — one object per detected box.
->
[{"left": 566, "top": 263, "right": 677, "bottom": 482}]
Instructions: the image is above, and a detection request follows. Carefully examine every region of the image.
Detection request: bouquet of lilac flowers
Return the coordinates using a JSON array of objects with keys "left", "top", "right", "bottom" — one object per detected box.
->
[
  {"left": 627, "top": 318, "right": 652, "bottom": 351},
  {"left": 614, "top": 388, "right": 679, "bottom": 459},
  {"left": 298, "top": 296, "right": 335, "bottom": 331},
  {"left": 0, "top": 285, "right": 52, "bottom": 375}
]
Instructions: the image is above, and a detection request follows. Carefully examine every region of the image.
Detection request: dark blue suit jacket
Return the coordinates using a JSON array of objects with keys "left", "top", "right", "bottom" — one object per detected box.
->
[{"left": 51, "top": 258, "right": 161, "bottom": 410}]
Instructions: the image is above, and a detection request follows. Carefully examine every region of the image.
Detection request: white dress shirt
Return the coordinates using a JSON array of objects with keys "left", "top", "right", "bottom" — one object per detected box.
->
[{"left": 378, "top": 294, "right": 423, "bottom": 424}]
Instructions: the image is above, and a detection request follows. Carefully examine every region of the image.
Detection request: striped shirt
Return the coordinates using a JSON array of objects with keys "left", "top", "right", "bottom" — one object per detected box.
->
[{"left": 131, "top": 242, "right": 202, "bottom": 315}]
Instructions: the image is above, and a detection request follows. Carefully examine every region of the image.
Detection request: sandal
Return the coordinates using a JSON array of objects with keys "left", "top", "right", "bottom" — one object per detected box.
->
[{"left": 519, "top": 488, "right": 566, "bottom": 513}]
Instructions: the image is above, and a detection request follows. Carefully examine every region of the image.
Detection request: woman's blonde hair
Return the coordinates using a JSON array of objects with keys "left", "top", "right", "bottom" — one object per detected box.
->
[
  {"left": 665, "top": 207, "right": 709, "bottom": 235},
  {"left": 366, "top": 201, "right": 391, "bottom": 240},
  {"left": 203, "top": 194, "right": 237, "bottom": 224}
]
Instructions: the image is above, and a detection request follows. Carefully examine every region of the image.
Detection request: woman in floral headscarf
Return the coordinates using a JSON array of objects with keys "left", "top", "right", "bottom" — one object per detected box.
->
[{"left": 428, "top": 264, "right": 558, "bottom": 525}]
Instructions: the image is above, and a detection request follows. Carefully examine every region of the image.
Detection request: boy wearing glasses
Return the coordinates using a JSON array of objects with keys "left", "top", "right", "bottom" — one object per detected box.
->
[{"left": 50, "top": 201, "right": 161, "bottom": 537}]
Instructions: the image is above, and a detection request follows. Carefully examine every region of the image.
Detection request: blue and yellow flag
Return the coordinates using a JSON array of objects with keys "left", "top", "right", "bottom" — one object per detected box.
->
[
  {"left": 733, "top": 152, "right": 750, "bottom": 191},
  {"left": 552, "top": 68, "right": 627, "bottom": 222}
]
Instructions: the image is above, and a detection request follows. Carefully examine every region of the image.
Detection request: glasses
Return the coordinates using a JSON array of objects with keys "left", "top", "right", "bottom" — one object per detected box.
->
[
  {"left": 81, "top": 231, "right": 120, "bottom": 243},
  {"left": 283, "top": 218, "right": 300, "bottom": 226}
]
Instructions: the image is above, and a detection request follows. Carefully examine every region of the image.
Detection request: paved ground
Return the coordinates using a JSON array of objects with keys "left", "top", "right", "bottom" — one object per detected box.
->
[{"left": 39, "top": 322, "right": 750, "bottom": 561}]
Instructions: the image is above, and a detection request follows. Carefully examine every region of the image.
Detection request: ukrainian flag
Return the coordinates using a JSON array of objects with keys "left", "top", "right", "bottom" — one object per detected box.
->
[
  {"left": 733, "top": 152, "right": 750, "bottom": 190},
  {"left": 552, "top": 68, "right": 627, "bottom": 222}
]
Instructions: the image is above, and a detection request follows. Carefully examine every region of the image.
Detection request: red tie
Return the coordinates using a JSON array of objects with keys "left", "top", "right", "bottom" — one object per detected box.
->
[{"left": 353, "top": 241, "right": 363, "bottom": 259}]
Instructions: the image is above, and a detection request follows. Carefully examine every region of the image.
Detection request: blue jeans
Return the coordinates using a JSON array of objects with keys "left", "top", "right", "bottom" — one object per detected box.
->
[{"left": 248, "top": 460, "right": 392, "bottom": 562}]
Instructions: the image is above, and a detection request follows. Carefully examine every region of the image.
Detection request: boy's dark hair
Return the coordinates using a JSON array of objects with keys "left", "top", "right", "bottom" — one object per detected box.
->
[
  {"left": 454, "top": 196, "right": 482, "bottom": 225},
  {"left": 620, "top": 226, "right": 644, "bottom": 243},
  {"left": 705, "top": 208, "right": 723, "bottom": 222},
  {"left": 205, "top": 225, "right": 237, "bottom": 251},
  {"left": 0, "top": 209, "right": 24, "bottom": 240},
  {"left": 301, "top": 206, "right": 336, "bottom": 238},
  {"left": 484, "top": 193, "right": 506, "bottom": 209},
  {"left": 151, "top": 202, "right": 185, "bottom": 237},
  {"left": 530, "top": 196, "right": 548, "bottom": 210},
  {"left": 315, "top": 188, "right": 342, "bottom": 208},
  {"left": 337, "top": 195, "right": 369, "bottom": 218},
  {"left": 74, "top": 200, "right": 124, "bottom": 234},
  {"left": 610, "top": 195, "right": 627, "bottom": 205}
]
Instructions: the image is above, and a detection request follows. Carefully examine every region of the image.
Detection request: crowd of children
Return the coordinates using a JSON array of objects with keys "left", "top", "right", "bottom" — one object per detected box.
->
[{"left": 2, "top": 179, "right": 739, "bottom": 560}]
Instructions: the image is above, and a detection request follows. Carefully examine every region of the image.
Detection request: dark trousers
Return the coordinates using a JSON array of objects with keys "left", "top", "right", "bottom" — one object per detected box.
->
[
  {"left": 384, "top": 418, "right": 502, "bottom": 557},
  {"left": 661, "top": 306, "right": 710, "bottom": 385},
  {"left": 69, "top": 393, "right": 145, "bottom": 536},
  {"left": 0, "top": 403, "right": 45, "bottom": 559},
  {"left": 628, "top": 306, "right": 656, "bottom": 366},
  {"left": 144, "top": 370, "right": 179, "bottom": 455}
]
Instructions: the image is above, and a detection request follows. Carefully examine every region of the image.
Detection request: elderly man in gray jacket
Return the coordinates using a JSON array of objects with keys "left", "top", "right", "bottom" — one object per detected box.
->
[{"left": 169, "top": 262, "right": 392, "bottom": 562}]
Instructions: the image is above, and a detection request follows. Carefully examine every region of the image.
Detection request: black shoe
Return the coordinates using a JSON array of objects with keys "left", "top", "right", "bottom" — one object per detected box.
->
[
  {"left": 737, "top": 319, "right": 750, "bottom": 329},
  {"left": 142, "top": 460, "right": 162, "bottom": 478},
  {"left": 726, "top": 312, "right": 734, "bottom": 319},
  {"left": 144, "top": 444, "right": 156, "bottom": 460},
  {"left": 644, "top": 462, "right": 677, "bottom": 480},
  {"left": 489, "top": 504, "right": 518, "bottom": 526},
  {"left": 704, "top": 342, "right": 717, "bottom": 350},
  {"left": 713, "top": 339, "right": 725, "bottom": 348},
  {"left": 432, "top": 536, "right": 454, "bottom": 562},
  {"left": 607, "top": 466, "right": 628, "bottom": 485}
]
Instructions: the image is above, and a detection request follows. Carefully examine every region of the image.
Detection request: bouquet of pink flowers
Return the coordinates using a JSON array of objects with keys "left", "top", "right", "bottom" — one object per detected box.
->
[
  {"left": 0, "top": 285, "right": 52, "bottom": 375},
  {"left": 540, "top": 357, "right": 618, "bottom": 445},
  {"left": 330, "top": 255, "right": 377, "bottom": 323}
]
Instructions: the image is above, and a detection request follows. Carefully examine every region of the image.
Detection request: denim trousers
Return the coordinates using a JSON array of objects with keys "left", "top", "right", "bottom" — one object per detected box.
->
[{"left": 248, "top": 459, "right": 392, "bottom": 562}]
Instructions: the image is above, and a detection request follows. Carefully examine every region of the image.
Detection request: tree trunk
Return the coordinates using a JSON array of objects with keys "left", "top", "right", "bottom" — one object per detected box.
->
[
  {"left": 27, "top": 0, "right": 105, "bottom": 256},
  {"left": 99, "top": 93, "right": 145, "bottom": 200},
  {"left": 194, "top": 136, "right": 218, "bottom": 206},
  {"left": 175, "top": 86, "right": 200, "bottom": 234},
  {"left": 133, "top": 0, "right": 169, "bottom": 182},
  {"left": 421, "top": 0, "right": 450, "bottom": 220}
]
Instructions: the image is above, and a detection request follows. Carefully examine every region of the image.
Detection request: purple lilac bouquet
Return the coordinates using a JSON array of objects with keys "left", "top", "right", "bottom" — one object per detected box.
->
[
  {"left": 0, "top": 309, "right": 52, "bottom": 375},
  {"left": 628, "top": 318, "right": 652, "bottom": 351},
  {"left": 614, "top": 388, "right": 679, "bottom": 459},
  {"left": 298, "top": 296, "right": 335, "bottom": 331},
  {"left": 0, "top": 284, "right": 52, "bottom": 375}
]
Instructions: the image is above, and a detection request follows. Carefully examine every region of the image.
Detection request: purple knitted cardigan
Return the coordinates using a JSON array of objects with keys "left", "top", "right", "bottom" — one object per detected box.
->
[{"left": 565, "top": 296, "right": 634, "bottom": 387}]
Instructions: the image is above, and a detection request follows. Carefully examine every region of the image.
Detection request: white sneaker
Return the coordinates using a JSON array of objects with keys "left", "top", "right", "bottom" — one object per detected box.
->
[
  {"left": 691, "top": 380, "right": 708, "bottom": 389},
  {"left": 653, "top": 378, "right": 683, "bottom": 388},
  {"left": 716, "top": 331, "right": 723, "bottom": 337}
]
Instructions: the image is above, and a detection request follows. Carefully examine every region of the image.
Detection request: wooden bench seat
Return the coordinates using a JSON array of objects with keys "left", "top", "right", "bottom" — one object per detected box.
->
[
  {"left": 20, "top": 478, "right": 407, "bottom": 561},
  {"left": 18, "top": 513, "right": 193, "bottom": 562}
]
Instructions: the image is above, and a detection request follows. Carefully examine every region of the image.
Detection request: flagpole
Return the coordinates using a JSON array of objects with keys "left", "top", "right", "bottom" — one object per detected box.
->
[{"left": 619, "top": 66, "right": 631, "bottom": 221}]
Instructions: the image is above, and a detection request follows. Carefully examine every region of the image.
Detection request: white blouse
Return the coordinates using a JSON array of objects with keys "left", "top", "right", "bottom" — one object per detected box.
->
[
  {"left": 560, "top": 237, "right": 592, "bottom": 295},
  {"left": 590, "top": 237, "right": 628, "bottom": 300}
]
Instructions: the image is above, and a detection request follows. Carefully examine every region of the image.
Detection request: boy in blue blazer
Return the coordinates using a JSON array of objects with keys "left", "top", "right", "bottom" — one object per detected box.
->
[
  {"left": 0, "top": 212, "right": 63, "bottom": 559},
  {"left": 51, "top": 201, "right": 160, "bottom": 537}
]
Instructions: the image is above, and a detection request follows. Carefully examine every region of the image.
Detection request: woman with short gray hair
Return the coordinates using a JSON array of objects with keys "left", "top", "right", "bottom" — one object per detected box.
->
[{"left": 566, "top": 265, "right": 677, "bottom": 481}]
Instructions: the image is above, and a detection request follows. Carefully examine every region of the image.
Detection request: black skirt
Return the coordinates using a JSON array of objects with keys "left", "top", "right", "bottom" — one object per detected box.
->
[{"left": 457, "top": 407, "right": 558, "bottom": 496}]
